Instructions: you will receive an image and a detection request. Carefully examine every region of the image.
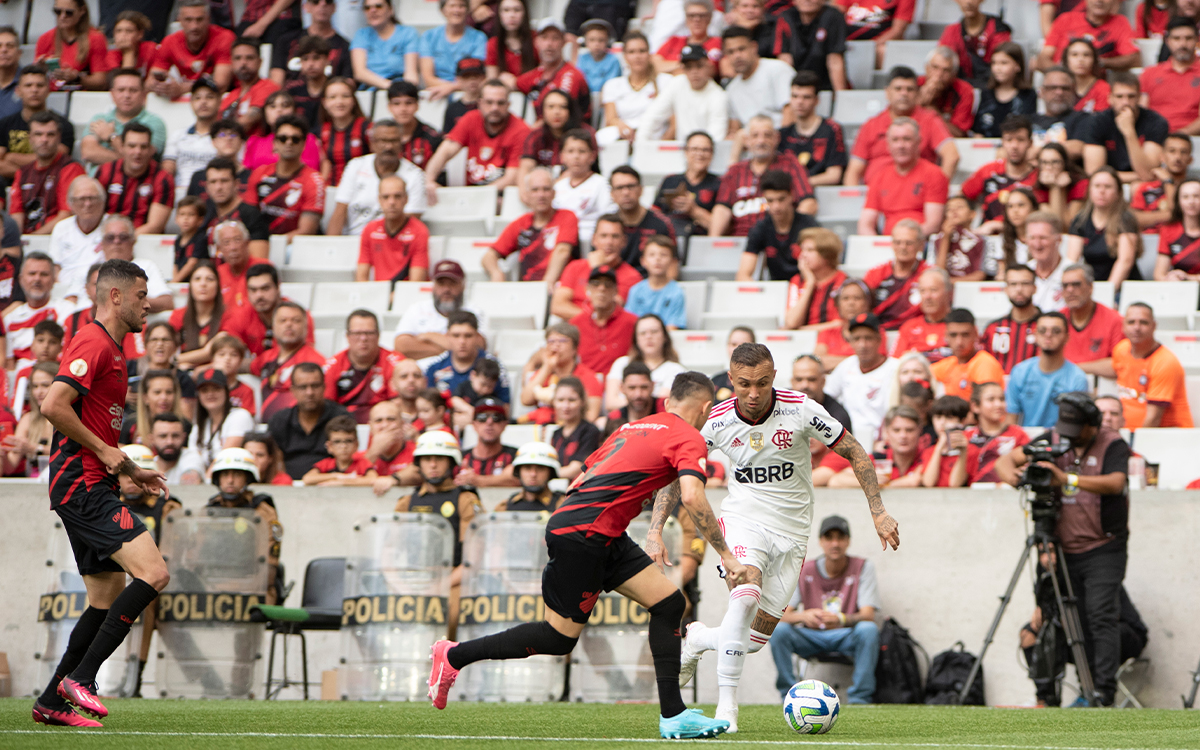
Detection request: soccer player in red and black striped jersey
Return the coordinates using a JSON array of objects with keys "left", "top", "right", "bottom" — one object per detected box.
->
[
  {"left": 428, "top": 373, "right": 748, "bottom": 739},
  {"left": 32, "top": 260, "right": 170, "bottom": 728},
  {"left": 95, "top": 123, "right": 175, "bottom": 234},
  {"left": 981, "top": 265, "right": 1041, "bottom": 374},
  {"left": 243, "top": 115, "right": 326, "bottom": 236},
  {"left": 712, "top": 117, "right": 815, "bottom": 237}
]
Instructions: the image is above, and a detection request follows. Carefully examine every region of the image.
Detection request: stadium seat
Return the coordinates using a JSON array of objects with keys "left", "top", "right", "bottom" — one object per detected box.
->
[
  {"left": 879, "top": 41, "right": 939, "bottom": 82},
  {"left": 310, "top": 281, "right": 391, "bottom": 328},
  {"left": 844, "top": 41, "right": 877, "bottom": 90},
  {"left": 423, "top": 186, "right": 497, "bottom": 236},
  {"left": 1130, "top": 428, "right": 1200, "bottom": 489},
  {"left": 285, "top": 236, "right": 359, "bottom": 282},
  {"left": 143, "top": 97, "right": 200, "bottom": 138},
  {"left": 66, "top": 92, "right": 112, "bottom": 157},
  {"left": 1157, "top": 330, "right": 1200, "bottom": 372},
  {"left": 760, "top": 330, "right": 818, "bottom": 387},
  {"left": 953, "top": 138, "right": 1001, "bottom": 179},
  {"left": 444, "top": 237, "right": 497, "bottom": 281},
  {"left": 468, "top": 281, "right": 548, "bottom": 329},
  {"left": 21, "top": 235, "right": 51, "bottom": 254},
  {"left": 237, "top": 374, "right": 264, "bottom": 416},
  {"left": 168, "top": 282, "right": 188, "bottom": 310},
  {"left": 703, "top": 280, "right": 789, "bottom": 329},
  {"left": 444, "top": 149, "right": 468, "bottom": 187},
  {"left": 414, "top": 93, "right": 448, "bottom": 130},
  {"left": 493, "top": 329, "right": 546, "bottom": 367},
  {"left": 677, "top": 280, "right": 709, "bottom": 330},
  {"left": 952, "top": 281, "right": 1012, "bottom": 322},
  {"left": 1136, "top": 38, "right": 1162, "bottom": 68},
  {"left": 815, "top": 185, "right": 868, "bottom": 241},
  {"left": 1137, "top": 234, "right": 1159, "bottom": 280},
  {"left": 599, "top": 139, "right": 631, "bottom": 177},
  {"left": 133, "top": 234, "right": 178, "bottom": 281},
  {"left": 1092, "top": 281, "right": 1116, "bottom": 309},
  {"left": 270, "top": 234, "right": 290, "bottom": 267},
  {"left": 499, "top": 185, "right": 530, "bottom": 222},
  {"left": 682, "top": 236, "right": 747, "bottom": 280},
  {"left": 280, "top": 282, "right": 314, "bottom": 309},
  {"left": 670, "top": 329, "right": 729, "bottom": 371},
  {"left": 313, "top": 327, "right": 336, "bottom": 355},
  {"left": 631, "top": 140, "right": 732, "bottom": 179},
  {"left": 1119, "top": 280, "right": 1199, "bottom": 330},
  {"left": 831, "top": 90, "right": 887, "bottom": 128},
  {"left": 389, "top": 280, "right": 434, "bottom": 314},
  {"left": 356, "top": 423, "right": 370, "bottom": 452},
  {"left": 844, "top": 235, "right": 894, "bottom": 268}
]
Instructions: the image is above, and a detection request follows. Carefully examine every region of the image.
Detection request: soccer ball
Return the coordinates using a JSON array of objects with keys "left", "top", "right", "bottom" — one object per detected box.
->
[{"left": 783, "top": 679, "right": 840, "bottom": 735}]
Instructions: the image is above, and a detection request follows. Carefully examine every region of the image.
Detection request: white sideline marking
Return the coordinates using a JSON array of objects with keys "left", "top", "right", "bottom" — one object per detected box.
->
[{"left": 0, "top": 731, "right": 1191, "bottom": 749}]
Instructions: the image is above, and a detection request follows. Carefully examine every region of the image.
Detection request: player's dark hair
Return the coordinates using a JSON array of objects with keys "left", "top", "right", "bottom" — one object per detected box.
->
[
  {"left": 930, "top": 395, "right": 971, "bottom": 420},
  {"left": 555, "top": 375, "right": 587, "bottom": 403},
  {"left": 325, "top": 414, "right": 359, "bottom": 439},
  {"left": 886, "top": 66, "right": 917, "bottom": 84},
  {"left": 447, "top": 310, "right": 479, "bottom": 331},
  {"left": 944, "top": 308, "right": 976, "bottom": 326},
  {"left": 247, "top": 262, "right": 279, "bottom": 286},
  {"left": 33, "top": 319, "right": 63, "bottom": 341},
  {"left": 347, "top": 308, "right": 379, "bottom": 330},
  {"left": 669, "top": 371, "right": 715, "bottom": 403},
  {"left": 206, "top": 155, "right": 239, "bottom": 179},
  {"left": 96, "top": 259, "right": 148, "bottom": 298},
  {"left": 388, "top": 79, "right": 419, "bottom": 100},
  {"left": 791, "top": 70, "right": 819, "bottom": 90},
  {"left": 474, "top": 357, "right": 500, "bottom": 381},
  {"left": 417, "top": 387, "right": 448, "bottom": 409},
  {"left": 274, "top": 113, "right": 309, "bottom": 136},
  {"left": 729, "top": 342, "right": 773, "bottom": 370},
  {"left": 759, "top": 169, "right": 792, "bottom": 194},
  {"left": 213, "top": 118, "right": 246, "bottom": 139},
  {"left": 721, "top": 25, "right": 755, "bottom": 43},
  {"left": 1003, "top": 263, "right": 1035, "bottom": 280},
  {"left": 1036, "top": 310, "right": 1069, "bottom": 329},
  {"left": 293, "top": 361, "right": 324, "bottom": 380},
  {"left": 999, "top": 114, "right": 1031, "bottom": 138},
  {"left": 122, "top": 121, "right": 152, "bottom": 140},
  {"left": 610, "top": 165, "right": 642, "bottom": 186},
  {"left": 297, "top": 33, "right": 331, "bottom": 57},
  {"left": 28, "top": 110, "right": 61, "bottom": 135},
  {"left": 969, "top": 381, "right": 1003, "bottom": 405},
  {"left": 622, "top": 360, "right": 653, "bottom": 380},
  {"left": 151, "top": 412, "right": 184, "bottom": 427}
]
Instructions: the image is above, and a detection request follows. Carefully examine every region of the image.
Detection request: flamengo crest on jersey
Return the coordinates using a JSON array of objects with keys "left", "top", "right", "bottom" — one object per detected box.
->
[{"left": 701, "top": 388, "right": 846, "bottom": 541}]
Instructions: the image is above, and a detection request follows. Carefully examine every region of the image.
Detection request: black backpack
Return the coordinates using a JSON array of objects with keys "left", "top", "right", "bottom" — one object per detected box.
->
[
  {"left": 873, "top": 617, "right": 927, "bottom": 704},
  {"left": 924, "top": 642, "right": 985, "bottom": 705}
]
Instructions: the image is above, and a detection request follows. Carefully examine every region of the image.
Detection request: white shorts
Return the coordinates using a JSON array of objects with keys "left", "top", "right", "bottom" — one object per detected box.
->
[{"left": 718, "top": 514, "right": 808, "bottom": 619}]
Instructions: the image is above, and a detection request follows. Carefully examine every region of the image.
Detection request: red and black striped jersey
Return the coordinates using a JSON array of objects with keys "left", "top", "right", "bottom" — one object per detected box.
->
[
  {"left": 243, "top": 163, "right": 326, "bottom": 235},
  {"left": 400, "top": 121, "right": 443, "bottom": 170},
  {"left": 96, "top": 160, "right": 175, "bottom": 228},
  {"left": 981, "top": 310, "right": 1040, "bottom": 374},
  {"left": 1158, "top": 222, "right": 1200, "bottom": 275},
  {"left": 319, "top": 116, "right": 371, "bottom": 186},
  {"left": 965, "top": 423, "right": 1030, "bottom": 482},
  {"left": 547, "top": 412, "right": 708, "bottom": 541},
  {"left": 864, "top": 260, "right": 929, "bottom": 331}
]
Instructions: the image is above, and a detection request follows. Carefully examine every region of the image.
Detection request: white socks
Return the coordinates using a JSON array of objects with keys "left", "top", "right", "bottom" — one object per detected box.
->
[{"left": 715, "top": 584, "right": 762, "bottom": 705}]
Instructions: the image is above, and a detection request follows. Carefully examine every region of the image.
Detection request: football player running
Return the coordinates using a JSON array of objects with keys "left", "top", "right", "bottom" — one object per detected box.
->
[{"left": 663, "top": 341, "right": 899, "bottom": 732}]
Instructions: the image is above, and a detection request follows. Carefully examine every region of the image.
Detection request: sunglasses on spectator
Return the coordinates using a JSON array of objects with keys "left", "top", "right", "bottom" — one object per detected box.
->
[
  {"left": 103, "top": 233, "right": 134, "bottom": 243},
  {"left": 53, "top": 8, "right": 76, "bottom": 16},
  {"left": 275, "top": 134, "right": 304, "bottom": 144},
  {"left": 474, "top": 413, "right": 505, "bottom": 423}
]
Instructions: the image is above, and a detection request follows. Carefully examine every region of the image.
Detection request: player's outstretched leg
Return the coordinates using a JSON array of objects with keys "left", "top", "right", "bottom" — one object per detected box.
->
[
  {"left": 429, "top": 621, "right": 579, "bottom": 709},
  {"left": 712, "top": 583, "right": 763, "bottom": 732}
]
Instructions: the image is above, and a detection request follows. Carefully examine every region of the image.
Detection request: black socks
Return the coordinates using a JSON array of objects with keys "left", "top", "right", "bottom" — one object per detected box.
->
[
  {"left": 69, "top": 579, "right": 159, "bottom": 685},
  {"left": 448, "top": 621, "right": 578, "bottom": 670},
  {"left": 39, "top": 606, "right": 109, "bottom": 706},
  {"left": 648, "top": 590, "right": 688, "bottom": 719}
]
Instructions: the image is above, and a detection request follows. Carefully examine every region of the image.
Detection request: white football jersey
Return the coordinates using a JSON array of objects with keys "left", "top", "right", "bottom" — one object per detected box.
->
[{"left": 702, "top": 388, "right": 847, "bottom": 541}]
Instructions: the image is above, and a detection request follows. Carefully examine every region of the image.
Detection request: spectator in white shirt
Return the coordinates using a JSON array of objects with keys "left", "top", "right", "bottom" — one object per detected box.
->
[
  {"left": 392, "top": 259, "right": 488, "bottom": 366},
  {"left": 597, "top": 31, "right": 673, "bottom": 146},
  {"left": 190, "top": 368, "right": 256, "bottom": 467},
  {"left": 1027, "top": 211, "right": 1069, "bottom": 312},
  {"left": 823, "top": 312, "right": 901, "bottom": 447},
  {"left": 637, "top": 44, "right": 729, "bottom": 142},
  {"left": 95, "top": 215, "right": 173, "bottom": 311},
  {"left": 4, "top": 252, "right": 71, "bottom": 369},
  {"left": 48, "top": 177, "right": 107, "bottom": 304},
  {"left": 162, "top": 76, "right": 221, "bottom": 200},
  {"left": 327, "top": 119, "right": 428, "bottom": 236},
  {"left": 552, "top": 131, "right": 615, "bottom": 244},
  {"left": 722, "top": 26, "right": 793, "bottom": 130}
]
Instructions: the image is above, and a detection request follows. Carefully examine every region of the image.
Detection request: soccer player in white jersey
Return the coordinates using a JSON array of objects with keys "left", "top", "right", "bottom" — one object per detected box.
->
[{"left": 661, "top": 338, "right": 900, "bottom": 732}]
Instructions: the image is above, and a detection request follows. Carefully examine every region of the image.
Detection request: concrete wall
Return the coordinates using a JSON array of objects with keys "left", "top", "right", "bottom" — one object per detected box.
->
[{"left": 2, "top": 485, "right": 1197, "bottom": 707}]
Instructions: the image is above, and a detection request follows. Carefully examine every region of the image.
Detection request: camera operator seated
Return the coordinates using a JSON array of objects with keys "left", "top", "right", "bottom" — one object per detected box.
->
[
  {"left": 769, "top": 515, "right": 880, "bottom": 705},
  {"left": 1019, "top": 545, "right": 1148, "bottom": 707},
  {"left": 993, "top": 392, "right": 1132, "bottom": 707}
]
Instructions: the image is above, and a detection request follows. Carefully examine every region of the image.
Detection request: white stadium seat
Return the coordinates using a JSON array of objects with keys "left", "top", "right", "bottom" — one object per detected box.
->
[
  {"left": 444, "top": 237, "right": 496, "bottom": 282},
  {"left": 280, "top": 282, "right": 314, "bottom": 309},
  {"left": 1156, "top": 330, "right": 1200, "bottom": 371},
  {"left": 144, "top": 97, "right": 200, "bottom": 138},
  {"left": 467, "top": 281, "right": 547, "bottom": 329},
  {"left": 844, "top": 41, "right": 877, "bottom": 91},
  {"left": 703, "top": 281, "right": 789, "bottom": 329},
  {"left": 22, "top": 235, "right": 51, "bottom": 254},
  {"left": 427, "top": 235, "right": 449, "bottom": 264},
  {"left": 671, "top": 329, "right": 729, "bottom": 370},
  {"left": 677, "top": 280, "right": 709, "bottom": 331},
  {"left": 815, "top": 186, "right": 868, "bottom": 221},
  {"left": 831, "top": 90, "right": 887, "bottom": 128},
  {"left": 682, "top": 236, "right": 747, "bottom": 280},
  {"left": 492, "top": 329, "right": 546, "bottom": 367},
  {"left": 1119, "top": 280, "right": 1199, "bottom": 330},
  {"left": 880, "top": 41, "right": 939, "bottom": 78},
  {"left": 390, "top": 281, "right": 435, "bottom": 314},
  {"left": 132, "top": 234, "right": 177, "bottom": 281},
  {"left": 423, "top": 186, "right": 497, "bottom": 236},
  {"left": 844, "top": 235, "right": 894, "bottom": 268},
  {"left": 1092, "top": 281, "right": 1116, "bottom": 309},
  {"left": 66, "top": 92, "right": 112, "bottom": 156},
  {"left": 632, "top": 140, "right": 732, "bottom": 179},
  {"left": 285, "top": 235, "right": 359, "bottom": 282},
  {"left": 1130, "top": 428, "right": 1200, "bottom": 489},
  {"left": 313, "top": 327, "right": 336, "bottom": 356},
  {"left": 952, "top": 281, "right": 1012, "bottom": 323},
  {"left": 759, "top": 330, "right": 818, "bottom": 388},
  {"left": 953, "top": 138, "right": 1001, "bottom": 179},
  {"left": 310, "top": 281, "right": 391, "bottom": 327},
  {"left": 1136, "top": 38, "right": 1162, "bottom": 68},
  {"left": 499, "top": 185, "right": 530, "bottom": 222}
]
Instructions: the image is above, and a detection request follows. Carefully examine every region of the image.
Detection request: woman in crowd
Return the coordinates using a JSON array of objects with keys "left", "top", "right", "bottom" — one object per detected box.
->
[
  {"left": 973, "top": 42, "right": 1036, "bottom": 138},
  {"left": 711, "top": 326, "right": 755, "bottom": 401},
  {"left": 1033, "top": 142, "right": 1087, "bottom": 226},
  {"left": 520, "top": 323, "right": 603, "bottom": 424},
  {"left": 888, "top": 350, "right": 936, "bottom": 407},
  {"left": 518, "top": 90, "right": 595, "bottom": 183},
  {"left": 107, "top": 11, "right": 157, "bottom": 74},
  {"left": 350, "top": 0, "right": 420, "bottom": 91},
  {"left": 36, "top": 0, "right": 110, "bottom": 90},
  {"left": 245, "top": 91, "right": 322, "bottom": 170},
  {"left": 981, "top": 185, "right": 1035, "bottom": 274},
  {"left": 784, "top": 227, "right": 847, "bottom": 329},
  {"left": 170, "top": 261, "right": 229, "bottom": 368},
  {"left": 485, "top": 0, "right": 537, "bottom": 87},
  {"left": 1136, "top": 0, "right": 1174, "bottom": 37},
  {"left": 1065, "top": 39, "right": 1109, "bottom": 113},
  {"left": 812, "top": 279, "right": 881, "bottom": 372},
  {"left": 549, "top": 377, "right": 601, "bottom": 481},
  {"left": 136, "top": 321, "right": 198, "bottom": 419},
  {"left": 244, "top": 431, "right": 294, "bottom": 485},
  {"left": 552, "top": 130, "right": 611, "bottom": 243},
  {"left": 1066, "top": 166, "right": 1143, "bottom": 289},
  {"left": 598, "top": 31, "right": 671, "bottom": 145},
  {"left": 418, "top": 0, "right": 488, "bottom": 99},
  {"left": 125, "top": 370, "right": 189, "bottom": 445},
  {"left": 191, "top": 369, "right": 257, "bottom": 467},
  {"left": 965, "top": 381, "right": 1030, "bottom": 482},
  {"left": 604, "top": 314, "right": 686, "bottom": 408},
  {"left": 318, "top": 77, "right": 371, "bottom": 186},
  {"left": 4, "top": 363, "right": 57, "bottom": 477},
  {"left": 1155, "top": 179, "right": 1200, "bottom": 280}
]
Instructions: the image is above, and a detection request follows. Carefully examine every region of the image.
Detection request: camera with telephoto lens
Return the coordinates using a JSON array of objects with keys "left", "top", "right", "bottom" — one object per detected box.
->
[{"left": 1019, "top": 435, "right": 1071, "bottom": 523}]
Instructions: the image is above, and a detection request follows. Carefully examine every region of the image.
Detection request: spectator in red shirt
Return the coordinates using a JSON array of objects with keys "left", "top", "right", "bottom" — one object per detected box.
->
[
  {"left": 225, "top": 263, "right": 315, "bottom": 355},
  {"left": 34, "top": 0, "right": 111, "bottom": 90},
  {"left": 302, "top": 415, "right": 379, "bottom": 485},
  {"left": 356, "top": 176, "right": 431, "bottom": 283},
  {"left": 243, "top": 114, "right": 326, "bottom": 236},
  {"left": 654, "top": 0, "right": 723, "bottom": 75},
  {"left": 550, "top": 214, "right": 643, "bottom": 319},
  {"left": 517, "top": 90, "right": 596, "bottom": 183},
  {"left": 518, "top": 322, "right": 604, "bottom": 423},
  {"left": 220, "top": 39, "right": 280, "bottom": 132},
  {"left": 108, "top": 11, "right": 160, "bottom": 76},
  {"left": 150, "top": 0, "right": 235, "bottom": 99},
  {"left": 486, "top": 0, "right": 538, "bottom": 87},
  {"left": 570, "top": 266, "right": 638, "bottom": 378},
  {"left": 844, "top": 66, "right": 959, "bottom": 185},
  {"left": 961, "top": 114, "right": 1037, "bottom": 222},
  {"left": 324, "top": 309, "right": 403, "bottom": 423},
  {"left": 864, "top": 220, "right": 931, "bottom": 330},
  {"left": 829, "top": 404, "right": 924, "bottom": 488},
  {"left": 966, "top": 380, "right": 1030, "bottom": 481},
  {"left": 1156, "top": 178, "right": 1200, "bottom": 279},
  {"left": 483, "top": 167, "right": 577, "bottom": 285},
  {"left": 892, "top": 267, "right": 953, "bottom": 362},
  {"left": 1035, "top": 0, "right": 1140, "bottom": 73},
  {"left": 1132, "top": 133, "right": 1191, "bottom": 234},
  {"left": 9, "top": 113, "right": 85, "bottom": 234},
  {"left": 858, "top": 117, "right": 948, "bottom": 237},
  {"left": 213, "top": 220, "right": 260, "bottom": 308},
  {"left": 95, "top": 123, "right": 175, "bottom": 234},
  {"left": 424, "top": 79, "right": 529, "bottom": 196},
  {"left": 1139, "top": 18, "right": 1200, "bottom": 133},
  {"left": 171, "top": 260, "right": 229, "bottom": 368},
  {"left": 938, "top": 0, "right": 1012, "bottom": 89},
  {"left": 1061, "top": 262, "right": 1124, "bottom": 378},
  {"left": 919, "top": 395, "right": 979, "bottom": 487},
  {"left": 516, "top": 18, "right": 591, "bottom": 118},
  {"left": 711, "top": 116, "right": 817, "bottom": 237},
  {"left": 784, "top": 226, "right": 847, "bottom": 329},
  {"left": 917, "top": 45, "right": 975, "bottom": 137},
  {"left": 253, "top": 301, "right": 330, "bottom": 421}
]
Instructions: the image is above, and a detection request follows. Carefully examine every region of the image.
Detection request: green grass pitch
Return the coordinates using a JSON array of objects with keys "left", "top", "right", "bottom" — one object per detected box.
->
[{"left": 3, "top": 699, "right": 1200, "bottom": 749}]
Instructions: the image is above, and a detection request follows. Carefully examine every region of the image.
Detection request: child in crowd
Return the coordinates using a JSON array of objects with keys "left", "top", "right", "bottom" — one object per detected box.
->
[
  {"left": 444, "top": 58, "right": 486, "bottom": 133},
  {"left": 974, "top": 41, "right": 1037, "bottom": 138},
  {"left": 624, "top": 235, "right": 687, "bottom": 328},
  {"left": 919, "top": 395, "right": 980, "bottom": 488},
  {"left": 11, "top": 320, "right": 63, "bottom": 410},
  {"left": 552, "top": 130, "right": 611, "bottom": 243},
  {"left": 303, "top": 415, "right": 379, "bottom": 485},
  {"left": 576, "top": 19, "right": 623, "bottom": 95},
  {"left": 450, "top": 358, "right": 503, "bottom": 426},
  {"left": 965, "top": 381, "right": 1030, "bottom": 482},
  {"left": 897, "top": 379, "right": 938, "bottom": 452},
  {"left": 933, "top": 195, "right": 987, "bottom": 281},
  {"left": 172, "top": 195, "right": 208, "bottom": 283},
  {"left": 284, "top": 35, "right": 331, "bottom": 128},
  {"left": 208, "top": 333, "right": 256, "bottom": 417},
  {"left": 416, "top": 388, "right": 454, "bottom": 434}
]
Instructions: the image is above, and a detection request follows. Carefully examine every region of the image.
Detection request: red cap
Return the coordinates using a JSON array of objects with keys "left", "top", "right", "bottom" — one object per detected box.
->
[{"left": 432, "top": 260, "right": 465, "bottom": 281}]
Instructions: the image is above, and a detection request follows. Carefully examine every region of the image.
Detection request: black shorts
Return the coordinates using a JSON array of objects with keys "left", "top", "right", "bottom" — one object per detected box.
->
[
  {"left": 54, "top": 486, "right": 148, "bottom": 576},
  {"left": 541, "top": 531, "right": 654, "bottom": 624},
  {"left": 563, "top": 0, "right": 635, "bottom": 38}
]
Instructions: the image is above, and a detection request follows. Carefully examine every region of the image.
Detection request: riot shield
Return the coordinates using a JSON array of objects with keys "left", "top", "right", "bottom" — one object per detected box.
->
[
  {"left": 155, "top": 507, "right": 270, "bottom": 699},
  {"left": 340, "top": 513, "right": 455, "bottom": 701},
  {"left": 35, "top": 520, "right": 140, "bottom": 697},
  {"left": 455, "top": 512, "right": 565, "bottom": 702},
  {"left": 570, "top": 513, "right": 683, "bottom": 702}
]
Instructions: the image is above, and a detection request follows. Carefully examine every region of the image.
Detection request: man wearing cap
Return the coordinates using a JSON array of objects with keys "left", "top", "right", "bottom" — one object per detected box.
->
[
  {"left": 1006, "top": 311, "right": 1089, "bottom": 429},
  {"left": 638, "top": 44, "right": 729, "bottom": 143},
  {"left": 516, "top": 19, "right": 591, "bottom": 119},
  {"left": 770, "top": 515, "right": 881, "bottom": 704},
  {"left": 393, "top": 260, "right": 489, "bottom": 363},
  {"left": 444, "top": 58, "right": 486, "bottom": 133},
  {"left": 424, "top": 79, "right": 530, "bottom": 198},
  {"left": 824, "top": 312, "right": 900, "bottom": 447},
  {"left": 571, "top": 265, "right": 638, "bottom": 378},
  {"left": 930, "top": 309, "right": 1005, "bottom": 400},
  {"left": 494, "top": 441, "right": 564, "bottom": 510},
  {"left": 602, "top": 360, "right": 659, "bottom": 438},
  {"left": 993, "top": 392, "right": 1132, "bottom": 707},
  {"left": 550, "top": 214, "right": 644, "bottom": 320},
  {"left": 325, "top": 309, "right": 404, "bottom": 424},
  {"left": 455, "top": 397, "right": 520, "bottom": 487},
  {"left": 424, "top": 310, "right": 510, "bottom": 402}
]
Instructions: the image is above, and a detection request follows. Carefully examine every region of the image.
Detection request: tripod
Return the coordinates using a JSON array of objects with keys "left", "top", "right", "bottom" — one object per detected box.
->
[
  {"left": 959, "top": 493, "right": 1097, "bottom": 706},
  {"left": 1184, "top": 654, "right": 1200, "bottom": 708}
]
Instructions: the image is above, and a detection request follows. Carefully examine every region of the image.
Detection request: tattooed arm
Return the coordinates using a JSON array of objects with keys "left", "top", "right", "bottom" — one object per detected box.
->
[
  {"left": 676, "top": 474, "right": 750, "bottom": 586},
  {"left": 645, "top": 480, "right": 682, "bottom": 570},
  {"left": 833, "top": 431, "right": 901, "bottom": 550}
]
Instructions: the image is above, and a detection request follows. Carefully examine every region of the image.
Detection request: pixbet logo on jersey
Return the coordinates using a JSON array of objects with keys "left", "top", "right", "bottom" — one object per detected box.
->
[{"left": 734, "top": 462, "right": 795, "bottom": 484}]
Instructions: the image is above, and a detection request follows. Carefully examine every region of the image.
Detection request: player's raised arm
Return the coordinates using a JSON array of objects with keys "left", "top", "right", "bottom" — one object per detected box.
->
[{"left": 833, "top": 431, "right": 900, "bottom": 550}]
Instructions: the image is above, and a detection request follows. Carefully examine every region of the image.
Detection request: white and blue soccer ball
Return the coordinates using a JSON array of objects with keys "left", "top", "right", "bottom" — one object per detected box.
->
[{"left": 783, "top": 679, "right": 840, "bottom": 735}]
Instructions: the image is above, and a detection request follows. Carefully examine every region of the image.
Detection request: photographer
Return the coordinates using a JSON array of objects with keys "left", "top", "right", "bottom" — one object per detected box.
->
[{"left": 993, "top": 392, "right": 1131, "bottom": 707}]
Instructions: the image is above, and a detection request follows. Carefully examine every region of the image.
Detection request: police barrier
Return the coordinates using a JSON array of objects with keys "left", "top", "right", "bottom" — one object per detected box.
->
[
  {"left": 570, "top": 514, "right": 684, "bottom": 702},
  {"left": 340, "top": 513, "right": 455, "bottom": 700},
  {"left": 35, "top": 521, "right": 140, "bottom": 697},
  {"left": 455, "top": 512, "right": 565, "bottom": 702},
  {"left": 155, "top": 507, "right": 269, "bottom": 699}
]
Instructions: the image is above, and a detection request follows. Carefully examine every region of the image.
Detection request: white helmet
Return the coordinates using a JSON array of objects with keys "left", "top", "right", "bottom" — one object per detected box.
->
[
  {"left": 122, "top": 444, "right": 156, "bottom": 471},
  {"left": 412, "top": 431, "right": 462, "bottom": 465},
  {"left": 513, "top": 441, "right": 560, "bottom": 476},
  {"left": 209, "top": 447, "right": 261, "bottom": 483}
]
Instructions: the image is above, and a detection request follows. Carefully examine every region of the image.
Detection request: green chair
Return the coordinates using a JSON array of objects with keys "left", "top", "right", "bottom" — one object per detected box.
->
[{"left": 253, "top": 557, "right": 345, "bottom": 700}]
